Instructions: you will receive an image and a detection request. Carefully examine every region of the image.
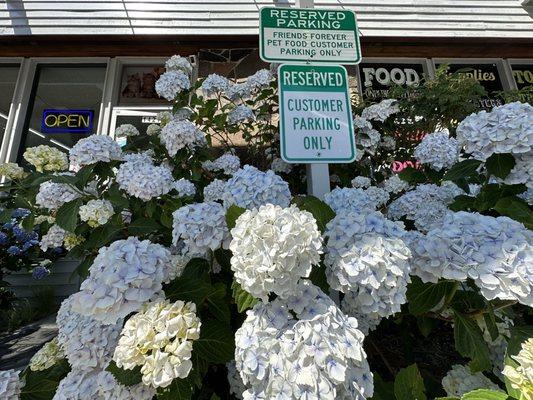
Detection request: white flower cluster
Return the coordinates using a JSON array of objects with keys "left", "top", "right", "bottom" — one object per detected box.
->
[
  {"left": 69, "top": 135, "right": 123, "bottom": 169},
  {"left": 201, "top": 73, "right": 230, "bottom": 97},
  {"left": 361, "top": 99, "right": 400, "bottom": 122},
  {"left": 79, "top": 199, "right": 114, "bottom": 227},
  {"left": 228, "top": 105, "right": 255, "bottom": 125},
  {"left": 115, "top": 124, "right": 139, "bottom": 138},
  {"left": 413, "top": 131, "right": 460, "bottom": 170},
  {"left": 223, "top": 165, "right": 291, "bottom": 210},
  {"left": 365, "top": 186, "right": 390, "bottom": 207},
  {"left": 235, "top": 282, "right": 373, "bottom": 399},
  {"left": 70, "top": 237, "right": 171, "bottom": 324},
  {"left": 442, "top": 364, "right": 501, "bottom": 397},
  {"left": 146, "top": 123, "right": 161, "bottom": 136},
  {"left": 270, "top": 157, "right": 292, "bottom": 174},
  {"left": 353, "top": 117, "right": 381, "bottom": 154},
  {"left": 351, "top": 176, "right": 371, "bottom": 188},
  {"left": 410, "top": 211, "right": 533, "bottom": 306},
  {"left": 155, "top": 70, "right": 191, "bottom": 101},
  {"left": 230, "top": 204, "right": 323, "bottom": 301},
  {"left": 505, "top": 152, "right": 533, "bottom": 189},
  {"left": 116, "top": 158, "right": 174, "bottom": 201},
  {"left": 382, "top": 175, "right": 409, "bottom": 194},
  {"left": 503, "top": 338, "right": 533, "bottom": 399},
  {"left": 227, "top": 361, "right": 247, "bottom": 399},
  {"left": 203, "top": 179, "right": 227, "bottom": 202},
  {"left": 159, "top": 120, "right": 206, "bottom": 156},
  {"left": 113, "top": 299, "right": 201, "bottom": 388},
  {"left": 246, "top": 69, "right": 273, "bottom": 91},
  {"left": 165, "top": 55, "right": 193, "bottom": 75},
  {"left": 172, "top": 201, "right": 229, "bottom": 257},
  {"left": 0, "top": 369, "right": 22, "bottom": 400},
  {"left": 40, "top": 224, "right": 67, "bottom": 251},
  {"left": 174, "top": 178, "right": 196, "bottom": 197},
  {"left": 202, "top": 153, "right": 241, "bottom": 175},
  {"left": 35, "top": 180, "right": 81, "bottom": 211},
  {"left": 225, "top": 82, "right": 252, "bottom": 101},
  {"left": 380, "top": 135, "right": 396, "bottom": 151},
  {"left": 29, "top": 337, "right": 64, "bottom": 371},
  {"left": 324, "top": 187, "right": 379, "bottom": 215},
  {"left": 53, "top": 369, "right": 155, "bottom": 400},
  {"left": 0, "top": 162, "right": 26, "bottom": 180},
  {"left": 456, "top": 101, "right": 533, "bottom": 161},
  {"left": 519, "top": 187, "right": 533, "bottom": 204},
  {"left": 325, "top": 211, "right": 411, "bottom": 333},
  {"left": 56, "top": 296, "right": 121, "bottom": 370},
  {"left": 23, "top": 145, "right": 68, "bottom": 172}
]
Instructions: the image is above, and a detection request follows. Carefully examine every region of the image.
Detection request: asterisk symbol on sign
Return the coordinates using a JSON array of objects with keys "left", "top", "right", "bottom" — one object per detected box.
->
[{"left": 317, "top": 152, "right": 321, "bottom": 156}]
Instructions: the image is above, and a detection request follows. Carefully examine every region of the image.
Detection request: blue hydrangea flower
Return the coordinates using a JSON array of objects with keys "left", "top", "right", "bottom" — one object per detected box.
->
[
  {"left": 3, "top": 222, "right": 14, "bottom": 230},
  {"left": 22, "top": 240, "right": 39, "bottom": 251},
  {"left": 32, "top": 266, "right": 50, "bottom": 280},
  {"left": 0, "top": 232, "right": 8, "bottom": 245},
  {"left": 12, "top": 208, "right": 30, "bottom": 219},
  {"left": 7, "top": 246, "right": 22, "bottom": 256}
]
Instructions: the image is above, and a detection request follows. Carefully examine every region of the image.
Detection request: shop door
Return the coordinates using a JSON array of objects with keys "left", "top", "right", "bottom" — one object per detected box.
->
[{"left": 110, "top": 108, "right": 168, "bottom": 146}]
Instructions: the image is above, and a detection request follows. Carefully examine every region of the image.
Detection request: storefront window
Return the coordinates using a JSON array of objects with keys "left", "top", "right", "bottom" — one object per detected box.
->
[
  {"left": 18, "top": 65, "right": 107, "bottom": 160},
  {"left": 118, "top": 65, "right": 166, "bottom": 105},
  {"left": 0, "top": 66, "right": 20, "bottom": 146}
]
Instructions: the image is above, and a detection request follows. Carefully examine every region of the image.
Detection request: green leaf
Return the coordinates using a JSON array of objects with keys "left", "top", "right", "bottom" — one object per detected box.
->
[
  {"left": 417, "top": 316, "right": 438, "bottom": 337},
  {"left": 292, "top": 195, "right": 335, "bottom": 232},
  {"left": 0, "top": 208, "right": 13, "bottom": 223},
  {"left": 231, "top": 280, "right": 259, "bottom": 313},
  {"left": 443, "top": 159, "right": 482, "bottom": 181},
  {"left": 372, "top": 373, "right": 395, "bottom": 400},
  {"left": 309, "top": 264, "right": 329, "bottom": 294},
  {"left": 181, "top": 258, "right": 211, "bottom": 280},
  {"left": 485, "top": 153, "right": 516, "bottom": 179},
  {"left": 483, "top": 304, "right": 499, "bottom": 342},
  {"left": 449, "top": 195, "right": 476, "bottom": 212},
  {"left": 106, "top": 360, "right": 142, "bottom": 386},
  {"left": 206, "top": 283, "right": 231, "bottom": 323},
  {"left": 393, "top": 363, "right": 427, "bottom": 400},
  {"left": 398, "top": 167, "right": 427, "bottom": 185},
  {"left": 506, "top": 325, "right": 533, "bottom": 358},
  {"left": 83, "top": 221, "right": 123, "bottom": 249},
  {"left": 494, "top": 196, "right": 533, "bottom": 229},
  {"left": 195, "top": 320, "right": 235, "bottom": 364},
  {"left": 75, "top": 164, "right": 95, "bottom": 188},
  {"left": 407, "top": 277, "right": 457, "bottom": 315},
  {"left": 55, "top": 198, "right": 83, "bottom": 233},
  {"left": 225, "top": 204, "right": 246, "bottom": 230},
  {"left": 20, "top": 359, "right": 70, "bottom": 400},
  {"left": 461, "top": 389, "right": 508, "bottom": 400},
  {"left": 50, "top": 174, "right": 78, "bottom": 186},
  {"left": 453, "top": 311, "right": 492, "bottom": 372},
  {"left": 165, "top": 276, "right": 212, "bottom": 306},
  {"left": 156, "top": 375, "right": 195, "bottom": 400},
  {"left": 128, "top": 217, "right": 162, "bottom": 236},
  {"left": 21, "top": 214, "right": 35, "bottom": 231},
  {"left": 107, "top": 184, "right": 129, "bottom": 209}
]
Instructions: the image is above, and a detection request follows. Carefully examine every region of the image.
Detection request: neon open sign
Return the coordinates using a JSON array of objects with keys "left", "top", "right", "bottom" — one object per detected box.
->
[{"left": 41, "top": 109, "right": 94, "bottom": 134}]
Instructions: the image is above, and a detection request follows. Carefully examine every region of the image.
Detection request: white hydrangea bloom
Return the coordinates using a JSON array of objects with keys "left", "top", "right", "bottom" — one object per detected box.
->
[
  {"left": 503, "top": 338, "right": 533, "bottom": 400},
  {"left": 246, "top": 69, "right": 273, "bottom": 91},
  {"left": 230, "top": 204, "right": 323, "bottom": 301},
  {"left": 201, "top": 73, "right": 230, "bottom": 97},
  {"left": 227, "top": 361, "right": 247, "bottom": 399},
  {"left": 519, "top": 187, "right": 533, "bottom": 205},
  {"left": 79, "top": 199, "right": 114, "bottom": 227},
  {"left": 413, "top": 131, "right": 460, "bottom": 170},
  {"left": 409, "top": 211, "right": 533, "bottom": 306},
  {"left": 325, "top": 211, "right": 411, "bottom": 331},
  {"left": 115, "top": 124, "right": 139, "bottom": 138},
  {"left": 324, "top": 187, "right": 379, "bottom": 215},
  {"left": 361, "top": 99, "right": 400, "bottom": 122},
  {"left": 53, "top": 368, "right": 156, "bottom": 400},
  {"left": 380, "top": 136, "right": 396, "bottom": 150},
  {"left": 174, "top": 178, "right": 196, "bottom": 197},
  {"left": 202, "top": 153, "right": 241, "bottom": 176},
  {"left": 225, "top": 82, "right": 252, "bottom": 101},
  {"left": 442, "top": 364, "right": 501, "bottom": 397},
  {"left": 341, "top": 294, "right": 383, "bottom": 335},
  {"left": 155, "top": 70, "right": 190, "bottom": 101},
  {"left": 351, "top": 176, "right": 371, "bottom": 188},
  {"left": 157, "top": 111, "right": 173, "bottom": 127},
  {"left": 122, "top": 151, "right": 153, "bottom": 164},
  {"left": 70, "top": 237, "right": 172, "bottom": 324},
  {"left": 159, "top": 120, "right": 206, "bottom": 156},
  {"left": 23, "top": 145, "right": 68, "bottom": 172},
  {"left": 382, "top": 175, "right": 409, "bottom": 194},
  {"left": 69, "top": 135, "right": 123, "bottom": 169},
  {"left": 116, "top": 159, "right": 174, "bottom": 201},
  {"left": 412, "top": 201, "right": 450, "bottom": 233},
  {"left": 203, "top": 179, "right": 227, "bottom": 202},
  {"left": 0, "top": 369, "right": 22, "bottom": 400},
  {"left": 270, "top": 157, "right": 292, "bottom": 174},
  {"left": 56, "top": 296, "right": 121, "bottom": 370},
  {"left": 228, "top": 105, "right": 255, "bottom": 125},
  {"left": 353, "top": 117, "right": 381, "bottom": 154},
  {"left": 223, "top": 165, "right": 291, "bottom": 210},
  {"left": 0, "top": 163, "right": 26, "bottom": 180},
  {"left": 35, "top": 180, "right": 81, "bottom": 211},
  {"left": 235, "top": 282, "right": 373, "bottom": 400},
  {"left": 456, "top": 101, "right": 533, "bottom": 161},
  {"left": 146, "top": 123, "right": 161, "bottom": 136},
  {"left": 172, "top": 202, "right": 229, "bottom": 256},
  {"left": 364, "top": 186, "right": 390, "bottom": 207},
  {"left": 113, "top": 299, "right": 201, "bottom": 388},
  {"left": 40, "top": 224, "right": 67, "bottom": 251},
  {"left": 165, "top": 55, "right": 193, "bottom": 75},
  {"left": 505, "top": 152, "right": 533, "bottom": 189},
  {"left": 29, "top": 337, "right": 64, "bottom": 371}
]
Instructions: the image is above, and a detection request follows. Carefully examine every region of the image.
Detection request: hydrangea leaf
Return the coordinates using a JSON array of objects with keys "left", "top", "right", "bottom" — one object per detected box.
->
[
  {"left": 485, "top": 153, "right": 515, "bottom": 179},
  {"left": 105, "top": 360, "right": 142, "bottom": 387},
  {"left": 156, "top": 375, "right": 194, "bottom": 400},
  {"left": 407, "top": 277, "right": 457, "bottom": 315},
  {"left": 231, "top": 280, "right": 259, "bottom": 313},
  {"left": 494, "top": 196, "right": 533, "bottom": 229},
  {"left": 0, "top": 208, "right": 13, "bottom": 223},
  {"left": 20, "top": 359, "right": 70, "bottom": 400},
  {"left": 164, "top": 276, "right": 212, "bottom": 307},
  {"left": 55, "top": 198, "right": 83, "bottom": 233},
  {"left": 206, "top": 283, "right": 231, "bottom": 323},
  {"left": 291, "top": 195, "right": 335, "bottom": 233},
  {"left": 83, "top": 217, "right": 123, "bottom": 249},
  {"left": 20, "top": 214, "right": 35, "bottom": 231},
  {"left": 194, "top": 320, "right": 235, "bottom": 364},
  {"left": 49, "top": 174, "right": 79, "bottom": 186},
  {"left": 225, "top": 204, "right": 246, "bottom": 230},
  {"left": 398, "top": 167, "right": 427, "bottom": 185},
  {"left": 453, "top": 311, "right": 492, "bottom": 372},
  {"left": 74, "top": 164, "right": 95, "bottom": 189},
  {"left": 127, "top": 217, "right": 162, "bottom": 236},
  {"left": 443, "top": 159, "right": 482, "bottom": 181},
  {"left": 372, "top": 373, "right": 395, "bottom": 400},
  {"left": 461, "top": 389, "right": 508, "bottom": 400},
  {"left": 393, "top": 363, "right": 427, "bottom": 400},
  {"left": 106, "top": 183, "right": 129, "bottom": 210}
]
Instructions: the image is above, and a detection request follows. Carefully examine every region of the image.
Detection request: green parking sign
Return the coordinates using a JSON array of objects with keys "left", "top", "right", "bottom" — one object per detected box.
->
[
  {"left": 260, "top": 7, "right": 361, "bottom": 64},
  {"left": 278, "top": 64, "right": 356, "bottom": 163}
]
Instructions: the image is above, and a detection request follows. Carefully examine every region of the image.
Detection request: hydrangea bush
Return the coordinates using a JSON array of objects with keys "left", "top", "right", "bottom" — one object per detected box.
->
[{"left": 0, "top": 55, "right": 531, "bottom": 400}]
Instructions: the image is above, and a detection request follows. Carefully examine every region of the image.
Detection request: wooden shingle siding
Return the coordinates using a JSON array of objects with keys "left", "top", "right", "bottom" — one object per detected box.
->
[{"left": 0, "top": 0, "right": 532, "bottom": 38}]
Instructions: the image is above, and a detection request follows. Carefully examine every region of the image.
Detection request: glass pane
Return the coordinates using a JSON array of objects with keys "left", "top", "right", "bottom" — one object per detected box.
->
[
  {"left": 113, "top": 112, "right": 163, "bottom": 146},
  {"left": 18, "top": 65, "right": 107, "bottom": 160},
  {"left": 0, "top": 66, "right": 20, "bottom": 146},
  {"left": 118, "top": 65, "right": 166, "bottom": 105}
]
